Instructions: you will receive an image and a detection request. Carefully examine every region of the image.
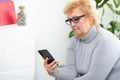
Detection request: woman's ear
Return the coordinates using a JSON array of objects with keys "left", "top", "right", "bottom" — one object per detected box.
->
[{"left": 88, "top": 15, "right": 94, "bottom": 26}]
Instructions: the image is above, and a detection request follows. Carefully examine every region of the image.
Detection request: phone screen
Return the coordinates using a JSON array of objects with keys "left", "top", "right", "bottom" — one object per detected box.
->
[{"left": 38, "top": 49, "right": 55, "bottom": 64}]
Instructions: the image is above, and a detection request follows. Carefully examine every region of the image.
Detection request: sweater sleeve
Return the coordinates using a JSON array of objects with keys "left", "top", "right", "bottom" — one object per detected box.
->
[
  {"left": 52, "top": 37, "right": 78, "bottom": 80},
  {"left": 73, "top": 39, "right": 120, "bottom": 80}
]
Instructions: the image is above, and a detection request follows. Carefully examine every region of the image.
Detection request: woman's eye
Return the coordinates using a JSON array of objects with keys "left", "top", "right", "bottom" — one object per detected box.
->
[{"left": 73, "top": 17, "right": 79, "bottom": 21}]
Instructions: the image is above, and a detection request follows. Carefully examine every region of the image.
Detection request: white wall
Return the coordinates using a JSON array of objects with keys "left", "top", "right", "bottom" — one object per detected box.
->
[
  {"left": 32, "top": 0, "right": 72, "bottom": 80},
  {"left": 13, "top": 0, "right": 72, "bottom": 80}
]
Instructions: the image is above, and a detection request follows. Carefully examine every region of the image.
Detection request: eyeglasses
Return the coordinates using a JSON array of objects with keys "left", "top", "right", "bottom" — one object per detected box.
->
[{"left": 65, "top": 15, "right": 85, "bottom": 25}]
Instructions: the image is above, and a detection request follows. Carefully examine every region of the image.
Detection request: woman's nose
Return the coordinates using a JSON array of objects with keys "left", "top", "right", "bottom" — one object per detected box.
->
[{"left": 70, "top": 22, "right": 76, "bottom": 28}]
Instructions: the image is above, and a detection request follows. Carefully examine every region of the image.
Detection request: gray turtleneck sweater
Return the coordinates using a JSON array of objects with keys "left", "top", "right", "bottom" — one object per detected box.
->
[{"left": 52, "top": 26, "right": 120, "bottom": 80}]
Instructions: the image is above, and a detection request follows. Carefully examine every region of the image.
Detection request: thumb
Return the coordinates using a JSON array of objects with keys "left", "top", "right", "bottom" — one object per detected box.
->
[{"left": 44, "top": 57, "right": 49, "bottom": 65}]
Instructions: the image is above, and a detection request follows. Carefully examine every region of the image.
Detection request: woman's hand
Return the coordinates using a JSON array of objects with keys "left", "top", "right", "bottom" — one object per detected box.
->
[{"left": 44, "top": 57, "right": 59, "bottom": 75}]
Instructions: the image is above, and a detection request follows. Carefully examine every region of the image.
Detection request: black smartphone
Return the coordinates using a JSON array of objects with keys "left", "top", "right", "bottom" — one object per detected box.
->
[{"left": 38, "top": 49, "right": 55, "bottom": 64}]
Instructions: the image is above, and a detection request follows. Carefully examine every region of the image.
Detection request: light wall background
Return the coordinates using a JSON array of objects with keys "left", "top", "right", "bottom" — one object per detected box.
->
[
  {"left": 14, "top": 0, "right": 71, "bottom": 80},
  {"left": 12, "top": 0, "right": 112, "bottom": 80}
]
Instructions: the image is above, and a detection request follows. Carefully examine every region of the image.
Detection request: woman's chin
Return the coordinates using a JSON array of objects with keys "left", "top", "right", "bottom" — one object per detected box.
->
[
  {"left": 74, "top": 32, "right": 85, "bottom": 38},
  {"left": 74, "top": 30, "right": 79, "bottom": 33}
]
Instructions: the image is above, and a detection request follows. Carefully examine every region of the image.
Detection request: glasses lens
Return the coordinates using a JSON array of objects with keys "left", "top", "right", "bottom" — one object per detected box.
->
[
  {"left": 72, "top": 16, "right": 80, "bottom": 23},
  {"left": 65, "top": 15, "right": 85, "bottom": 25},
  {"left": 65, "top": 19, "right": 71, "bottom": 25}
]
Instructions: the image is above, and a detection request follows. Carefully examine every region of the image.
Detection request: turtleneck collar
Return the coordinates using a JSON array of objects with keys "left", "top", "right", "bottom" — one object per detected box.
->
[{"left": 79, "top": 26, "right": 98, "bottom": 43}]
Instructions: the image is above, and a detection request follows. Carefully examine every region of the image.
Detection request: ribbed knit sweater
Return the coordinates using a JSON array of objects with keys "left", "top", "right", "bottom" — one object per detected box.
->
[{"left": 52, "top": 26, "right": 120, "bottom": 80}]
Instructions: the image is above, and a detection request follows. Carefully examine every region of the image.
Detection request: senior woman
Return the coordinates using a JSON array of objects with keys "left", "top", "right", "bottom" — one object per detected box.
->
[{"left": 44, "top": 0, "right": 120, "bottom": 80}]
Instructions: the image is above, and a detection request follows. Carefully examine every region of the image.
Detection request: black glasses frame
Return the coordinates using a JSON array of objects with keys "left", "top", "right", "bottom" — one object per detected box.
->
[{"left": 65, "top": 15, "right": 85, "bottom": 25}]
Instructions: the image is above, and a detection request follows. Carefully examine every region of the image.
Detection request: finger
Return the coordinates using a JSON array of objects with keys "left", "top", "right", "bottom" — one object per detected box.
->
[
  {"left": 48, "top": 60, "right": 57, "bottom": 68},
  {"left": 49, "top": 62, "right": 58, "bottom": 71},
  {"left": 44, "top": 58, "right": 49, "bottom": 70},
  {"left": 46, "top": 61, "right": 57, "bottom": 70},
  {"left": 44, "top": 57, "right": 49, "bottom": 65}
]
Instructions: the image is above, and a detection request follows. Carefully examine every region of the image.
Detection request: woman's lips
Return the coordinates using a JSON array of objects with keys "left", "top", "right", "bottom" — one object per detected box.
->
[{"left": 73, "top": 27, "right": 79, "bottom": 30}]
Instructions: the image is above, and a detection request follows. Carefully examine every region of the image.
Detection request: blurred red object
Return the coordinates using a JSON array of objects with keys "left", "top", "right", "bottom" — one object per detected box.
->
[
  {"left": 0, "top": 0, "right": 11, "bottom": 2},
  {"left": 0, "top": 1, "right": 17, "bottom": 26}
]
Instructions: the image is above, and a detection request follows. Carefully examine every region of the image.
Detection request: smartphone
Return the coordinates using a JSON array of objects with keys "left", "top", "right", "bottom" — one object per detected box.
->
[{"left": 38, "top": 49, "right": 55, "bottom": 64}]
